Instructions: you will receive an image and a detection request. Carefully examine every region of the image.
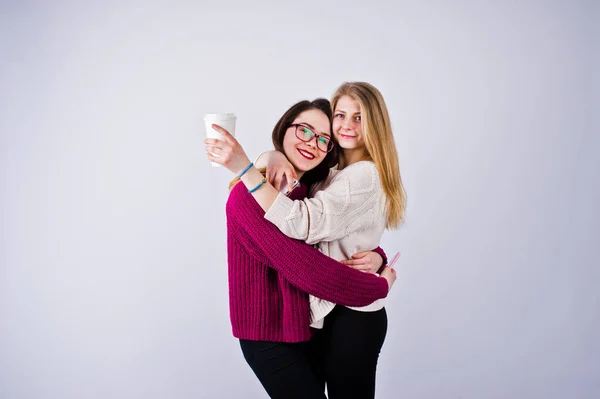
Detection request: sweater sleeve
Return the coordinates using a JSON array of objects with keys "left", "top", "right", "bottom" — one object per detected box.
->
[
  {"left": 264, "top": 162, "right": 382, "bottom": 245},
  {"left": 226, "top": 183, "right": 388, "bottom": 307},
  {"left": 373, "top": 246, "right": 388, "bottom": 274}
]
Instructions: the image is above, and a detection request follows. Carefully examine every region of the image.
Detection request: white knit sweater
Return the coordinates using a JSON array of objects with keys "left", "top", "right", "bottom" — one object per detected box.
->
[{"left": 264, "top": 160, "right": 386, "bottom": 328}]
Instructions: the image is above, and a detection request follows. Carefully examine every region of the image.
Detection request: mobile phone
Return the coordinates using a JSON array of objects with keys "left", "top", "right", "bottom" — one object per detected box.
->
[
  {"left": 280, "top": 176, "right": 300, "bottom": 196},
  {"left": 388, "top": 252, "right": 401, "bottom": 269}
]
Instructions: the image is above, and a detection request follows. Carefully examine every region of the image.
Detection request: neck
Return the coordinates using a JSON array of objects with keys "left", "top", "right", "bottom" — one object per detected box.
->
[
  {"left": 339, "top": 147, "right": 366, "bottom": 169},
  {"left": 295, "top": 169, "right": 304, "bottom": 180}
]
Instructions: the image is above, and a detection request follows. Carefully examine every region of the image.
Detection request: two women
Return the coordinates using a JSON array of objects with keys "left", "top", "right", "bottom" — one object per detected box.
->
[
  {"left": 206, "top": 82, "right": 406, "bottom": 398},
  {"left": 210, "top": 97, "right": 396, "bottom": 398}
]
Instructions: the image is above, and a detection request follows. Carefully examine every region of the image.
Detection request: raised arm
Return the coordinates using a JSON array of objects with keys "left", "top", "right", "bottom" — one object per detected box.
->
[
  {"left": 255, "top": 150, "right": 299, "bottom": 194},
  {"left": 226, "top": 183, "right": 393, "bottom": 307},
  {"left": 205, "top": 126, "right": 383, "bottom": 244},
  {"left": 205, "top": 125, "right": 290, "bottom": 211}
]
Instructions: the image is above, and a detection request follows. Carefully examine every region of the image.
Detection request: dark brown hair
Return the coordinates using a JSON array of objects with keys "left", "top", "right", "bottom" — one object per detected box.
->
[
  {"left": 271, "top": 98, "right": 339, "bottom": 187},
  {"left": 229, "top": 99, "right": 339, "bottom": 191}
]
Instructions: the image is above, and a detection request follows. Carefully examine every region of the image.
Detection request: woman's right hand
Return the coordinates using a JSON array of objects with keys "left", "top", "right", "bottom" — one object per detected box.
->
[
  {"left": 204, "top": 124, "right": 252, "bottom": 175},
  {"left": 259, "top": 151, "right": 297, "bottom": 193},
  {"left": 379, "top": 266, "right": 397, "bottom": 292}
]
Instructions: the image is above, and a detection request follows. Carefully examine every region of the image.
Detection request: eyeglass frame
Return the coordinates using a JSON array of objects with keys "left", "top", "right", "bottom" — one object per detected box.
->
[{"left": 290, "top": 123, "right": 334, "bottom": 153}]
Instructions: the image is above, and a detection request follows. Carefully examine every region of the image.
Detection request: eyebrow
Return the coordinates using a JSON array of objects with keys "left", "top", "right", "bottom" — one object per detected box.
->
[
  {"left": 298, "top": 122, "right": 330, "bottom": 138},
  {"left": 335, "top": 110, "right": 361, "bottom": 115}
]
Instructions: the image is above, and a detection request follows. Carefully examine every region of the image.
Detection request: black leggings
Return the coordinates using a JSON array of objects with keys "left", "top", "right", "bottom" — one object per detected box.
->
[
  {"left": 239, "top": 339, "right": 327, "bottom": 399},
  {"left": 310, "top": 306, "right": 388, "bottom": 399}
]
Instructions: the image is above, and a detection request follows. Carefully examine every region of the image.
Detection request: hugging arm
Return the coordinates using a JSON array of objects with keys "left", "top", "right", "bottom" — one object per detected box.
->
[
  {"left": 256, "top": 150, "right": 388, "bottom": 273},
  {"left": 264, "top": 162, "right": 382, "bottom": 245},
  {"left": 205, "top": 126, "right": 293, "bottom": 211},
  {"left": 227, "top": 183, "right": 390, "bottom": 306},
  {"left": 340, "top": 247, "right": 388, "bottom": 274}
]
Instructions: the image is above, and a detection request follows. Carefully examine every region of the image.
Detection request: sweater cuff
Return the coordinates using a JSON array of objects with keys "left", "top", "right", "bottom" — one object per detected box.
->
[
  {"left": 373, "top": 246, "right": 388, "bottom": 274},
  {"left": 264, "top": 192, "right": 295, "bottom": 226}
]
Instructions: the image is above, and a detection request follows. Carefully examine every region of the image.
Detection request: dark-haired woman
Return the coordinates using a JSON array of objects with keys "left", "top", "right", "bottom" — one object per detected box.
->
[{"left": 205, "top": 98, "right": 396, "bottom": 399}]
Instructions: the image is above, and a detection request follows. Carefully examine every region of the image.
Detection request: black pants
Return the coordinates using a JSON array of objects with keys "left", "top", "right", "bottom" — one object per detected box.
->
[
  {"left": 239, "top": 339, "right": 327, "bottom": 399},
  {"left": 310, "top": 306, "right": 388, "bottom": 399}
]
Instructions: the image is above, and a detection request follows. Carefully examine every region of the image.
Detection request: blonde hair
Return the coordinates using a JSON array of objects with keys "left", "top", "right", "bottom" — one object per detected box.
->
[{"left": 331, "top": 82, "right": 407, "bottom": 228}]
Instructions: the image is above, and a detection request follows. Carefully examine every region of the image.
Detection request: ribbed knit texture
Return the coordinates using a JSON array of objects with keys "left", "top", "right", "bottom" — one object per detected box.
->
[
  {"left": 226, "top": 182, "right": 389, "bottom": 343},
  {"left": 264, "top": 161, "right": 388, "bottom": 328}
]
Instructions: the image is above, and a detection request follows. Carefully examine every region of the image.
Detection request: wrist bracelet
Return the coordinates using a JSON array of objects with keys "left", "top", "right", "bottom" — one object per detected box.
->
[
  {"left": 248, "top": 178, "right": 267, "bottom": 194},
  {"left": 236, "top": 162, "right": 254, "bottom": 179}
]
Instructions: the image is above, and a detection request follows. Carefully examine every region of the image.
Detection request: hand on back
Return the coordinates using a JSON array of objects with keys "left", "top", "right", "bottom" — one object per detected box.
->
[{"left": 341, "top": 251, "right": 383, "bottom": 274}]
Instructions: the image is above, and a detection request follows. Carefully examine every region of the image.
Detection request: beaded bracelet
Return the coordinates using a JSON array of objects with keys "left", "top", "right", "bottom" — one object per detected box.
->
[
  {"left": 248, "top": 178, "right": 267, "bottom": 194},
  {"left": 236, "top": 162, "right": 254, "bottom": 179}
]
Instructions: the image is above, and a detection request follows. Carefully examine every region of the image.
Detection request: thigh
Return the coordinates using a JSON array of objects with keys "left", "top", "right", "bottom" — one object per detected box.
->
[
  {"left": 306, "top": 329, "right": 327, "bottom": 392},
  {"left": 239, "top": 339, "right": 327, "bottom": 399},
  {"left": 323, "top": 307, "right": 388, "bottom": 399}
]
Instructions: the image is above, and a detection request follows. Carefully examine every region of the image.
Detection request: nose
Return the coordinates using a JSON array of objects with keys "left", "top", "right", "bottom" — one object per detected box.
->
[
  {"left": 305, "top": 135, "right": 318, "bottom": 148},
  {"left": 342, "top": 118, "right": 353, "bottom": 130}
]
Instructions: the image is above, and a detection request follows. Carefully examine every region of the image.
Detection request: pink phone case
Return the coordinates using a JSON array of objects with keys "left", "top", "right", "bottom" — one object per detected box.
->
[{"left": 388, "top": 252, "right": 401, "bottom": 269}]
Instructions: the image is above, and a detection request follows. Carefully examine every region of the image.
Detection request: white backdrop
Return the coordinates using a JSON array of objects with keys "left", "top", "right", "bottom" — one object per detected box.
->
[{"left": 1, "top": 1, "right": 598, "bottom": 398}]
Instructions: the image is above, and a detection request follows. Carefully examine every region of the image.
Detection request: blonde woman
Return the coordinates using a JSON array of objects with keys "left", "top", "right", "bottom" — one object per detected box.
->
[{"left": 206, "top": 82, "right": 406, "bottom": 399}]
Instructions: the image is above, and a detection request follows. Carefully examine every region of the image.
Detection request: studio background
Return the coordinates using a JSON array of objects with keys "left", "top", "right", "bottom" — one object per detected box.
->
[{"left": 1, "top": 1, "right": 598, "bottom": 398}]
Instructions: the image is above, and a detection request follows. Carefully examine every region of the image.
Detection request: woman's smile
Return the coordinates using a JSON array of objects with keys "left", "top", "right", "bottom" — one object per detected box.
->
[{"left": 297, "top": 148, "right": 316, "bottom": 160}]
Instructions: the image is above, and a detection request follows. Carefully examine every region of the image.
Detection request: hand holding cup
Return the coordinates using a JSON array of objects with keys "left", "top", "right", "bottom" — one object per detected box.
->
[
  {"left": 204, "top": 124, "right": 251, "bottom": 175},
  {"left": 204, "top": 113, "right": 237, "bottom": 167}
]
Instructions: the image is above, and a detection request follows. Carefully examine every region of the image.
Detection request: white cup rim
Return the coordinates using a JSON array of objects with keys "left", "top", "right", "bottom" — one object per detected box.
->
[{"left": 204, "top": 113, "right": 236, "bottom": 120}]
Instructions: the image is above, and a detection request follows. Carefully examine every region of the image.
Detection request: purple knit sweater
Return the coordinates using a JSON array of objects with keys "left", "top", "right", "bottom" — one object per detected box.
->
[{"left": 226, "top": 182, "right": 389, "bottom": 343}]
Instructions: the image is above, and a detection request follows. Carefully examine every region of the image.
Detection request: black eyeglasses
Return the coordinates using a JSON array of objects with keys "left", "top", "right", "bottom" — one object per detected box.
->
[{"left": 290, "top": 124, "right": 334, "bottom": 153}]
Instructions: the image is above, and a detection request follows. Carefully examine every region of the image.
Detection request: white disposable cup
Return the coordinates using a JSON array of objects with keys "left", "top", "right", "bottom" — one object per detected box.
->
[{"left": 204, "top": 113, "right": 236, "bottom": 167}]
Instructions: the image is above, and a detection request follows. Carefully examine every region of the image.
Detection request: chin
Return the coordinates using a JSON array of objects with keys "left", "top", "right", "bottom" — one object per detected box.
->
[
  {"left": 297, "top": 162, "right": 318, "bottom": 172},
  {"left": 289, "top": 160, "right": 310, "bottom": 174},
  {"left": 291, "top": 156, "right": 321, "bottom": 171}
]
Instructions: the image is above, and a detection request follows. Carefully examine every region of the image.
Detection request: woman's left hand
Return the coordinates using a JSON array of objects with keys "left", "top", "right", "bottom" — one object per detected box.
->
[
  {"left": 341, "top": 251, "right": 383, "bottom": 274},
  {"left": 204, "top": 124, "right": 251, "bottom": 174}
]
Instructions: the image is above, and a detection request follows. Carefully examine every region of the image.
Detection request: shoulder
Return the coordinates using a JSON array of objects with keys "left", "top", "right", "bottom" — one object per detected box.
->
[
  {"left": 226, "top": 182, "right": 260, "bottom": 214},
  {"left": 343, "top": 160, "right": 379, "bottom": 175},
  {"left": 227, "top": 181, "right": 247, "bottom": 202},
  {"left": 337, "top": 161, "right": 381, "bottom": 192},
  {"left": 310, "top": 168, "right": 336, "bottom": 195}
]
